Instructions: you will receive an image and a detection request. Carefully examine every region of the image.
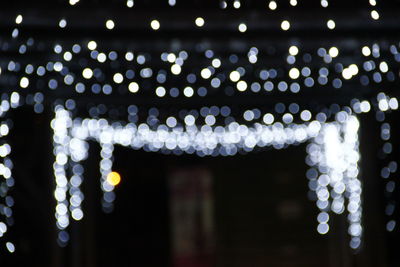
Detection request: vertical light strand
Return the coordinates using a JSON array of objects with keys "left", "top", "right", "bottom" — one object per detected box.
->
[
  {"left": 307, "top": 114, "right": 362, "bottom": 249},
  {"left": 376, "top": 93, "right": 398, "bottom": 234},
  {"left": 0, "top": 96, "right": 16, "bottom": 253},
  {"left": 51, "top": 105, "right": 72, "bottom": 246},
  {"left": 99, "top": 129, "right": 116, "bottom": 213}
]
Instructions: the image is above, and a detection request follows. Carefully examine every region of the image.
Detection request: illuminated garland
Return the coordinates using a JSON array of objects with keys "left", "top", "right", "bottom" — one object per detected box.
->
[{"left": 0, "top": 0, "right": 399, "bottom": 254}]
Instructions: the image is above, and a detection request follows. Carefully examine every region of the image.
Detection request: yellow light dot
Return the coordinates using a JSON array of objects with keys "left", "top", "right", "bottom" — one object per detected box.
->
[{"left": 107, "top": 171, "right": 121, "bottom": 186}]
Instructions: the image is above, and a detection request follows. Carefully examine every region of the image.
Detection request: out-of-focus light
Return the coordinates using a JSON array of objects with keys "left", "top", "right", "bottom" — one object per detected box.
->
[
  {"left": 6, "top": 242, "right": 15, "bottom": 253},
  {"left": 69, "top": 0, "right": 80, "bottom": 5},
  {"left": 129, "top": 82, "right": 139, "bottom": 93},
  {"left": 127, "top": 0, "right": 134, "bottom": 7},
  {"left": 268, "top": 1, "right": 277, "bottom": 10},
  {"left": 289, "top": 46, "right": 299, "bottom": 56},
  {"left": 107, "top": 172, "right": 121, "bottom": 186},
  {"left": 150, "top": 20, "right": 160, "bottom": 30},
  {"left": 281, "top": 20, "right": 290, "bottom": 31},
  {"left": 327, "top": 20, "right": 336, "bottom": 30},
  {"left": 82, "top": 68, "right": 93, "bottom": 79},
  {"left": 289, "top": 68, "right": 300, "bottom": 79},
  {"left": 113, "top": 73, "right": 124, "bottom": 84},
  {"left": 15, "top": 15, "right": 23, "bottom": 24},
  {"left": 229, "top": 71, "right": 240, "bottom": 82},
  {"left": 106, "top": 20, "right": 115, "bottom": 30},
  {"left": 238, "top": 23, "right": 247, "bottom": 33},
  {"left": 201, "top": 68, "right": 212, "bottom": 79},
  {"left": 87, "top": 41, "right": 97, "bottom": 50},
  {"left": 195, "top": 17, "right": 205, "bottom": 27},
  {"left": 237, "top": 80, "right": 247, "bottom": 91},
  {"left": 171, "top": 64, "right": 181, "bottom": 75},
  {"left": 371, "top": 10, "right": 380, "bottom": 20},
  {"left": 329, "top": 47, "right": 339, "bottom": 57},
  {"left": 59, "top": 19, "right": 67, "bottom": 28},
  {"left": 20, "top": 77, "right": 29, "bottom": 88}
]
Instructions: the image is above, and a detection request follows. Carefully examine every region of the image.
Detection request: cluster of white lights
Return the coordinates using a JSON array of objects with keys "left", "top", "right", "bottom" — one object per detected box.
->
[
  {"left": 24, "top": 41, "right": 393, "bottom": 97},
  {"left": 3, "top": 32, "right": 399, "bottom": 100},
  {"left": 49, "top": 105, "right": 366, "bottom": 249},
  {"left": 0, "top": 97, "right": 16, "bottom": 253},
  {"left": 52, "top": 106, "right": 88, "bottom": 245},
  {"left": 307, "top": 114, "right": 362, "bottom": 249},
  {"left": 2, "top": 1, "right": 399, "bottom": 253}
]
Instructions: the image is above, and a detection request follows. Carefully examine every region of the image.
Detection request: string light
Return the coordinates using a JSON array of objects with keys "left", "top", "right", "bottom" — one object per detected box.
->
[{"left": 1, "top": 0, "right": 399, "bottom": 253}]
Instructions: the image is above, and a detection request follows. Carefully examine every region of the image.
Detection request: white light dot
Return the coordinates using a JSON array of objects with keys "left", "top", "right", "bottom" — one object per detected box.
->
[
  {"left": 6, "top": 242, "right": 15, "bottom": 253},
  {"left": 349, "top": 64, "right": 359, "bottom": 75},
  {"left": 129, "top": 82, "right": 139, "bottom": 93},
  {"left": 371, "top": 10, "right": 380, "bottom": 20},
  {"left": 362, "top": 46, "right": 371, "bottom": 56},
  {"left": 125, "top": 52, "right": 134, "bottom": 61},
  {"left": 97, "top": 53, "right": 107, "bottom": 63},
  {"left": 289, "top": 68, "right": 300, "bottom": 79},
  {"left": 183, "top": 87, "right": 194, "bottom": 97},
  {"left": 238, "top": 23, "right": 247, "bottom": 33},
  {"left": 263, "top": 113, "right": 274, "bottom": 124},
  {"left": 156, "top": 86, "right": 166, "bottom": 97},
  {"left": 327, "top": 20, "right": 336, "bottom": 30},
  {"left": 106, "top": 20, "right": 115, "bottom": 30},
  {"left": 87, "top": 41, "right": 97, "bottom": 50},
  {"left": 379, "top": 61, "right": 389, "bottom": 73},
  {"left": 342, "top": 68, "right": 352, "bottom": 80},
  {"left": 59, "top": 19, "right": 67, "bottom": 28},
  {"left": 71, "top": 209, "right": 83, "bottom": 221},
  {"left": 195, "top": 17, "right": 205, "bottom": 27},
  {"left": 15, "top": 15, "right": 23, "bottom": 24},
  {"left": 212, "top": 58, "right": 221, "bottom": 68},
  {"left": 184, "top": 115, "right": 195, "bottom": 126},
  {"left": 82, "top": 68, "right": 93, "bottom": 79},
  {"left": 237, "top": 80, "right": 247, "bottom": 91},
  {"left": 229, "top": 71, "right": 241, "bottom": 82},
  {"left": 20, "top": 77, "right": 29, "bottom": 88},
  {"left": 167, "top": 53, "right": 176, "bottom": 63},
  {"left": 300, "top": 110, "right": 312, "bottom": 121},
  {"left": 329, "top": 47, "right": 339, "bottom": 57},
  {"left": 127, "top": 0, "right": 134, "bottom": 7},
  {"left": 150, "top": 20, "right": 160, "bottom": 30},
  {"left": 289, "top": 46, "right": 299, "bottom": 56},
  {"left": 201, "top": 68, "right": 212, "bottom": 79},
  {"left": 171, "top": 64, "right": 181, "bottom": 75},
  {"left": 290, "top": 0, "right": 297, "bottom": 6},
  {"left": 113, "top": 73, "right": 124, "bottom": 84},
  {"left": 317, "top": 223, "right": 330, "bottom": 234},
  {"left": 269, "top": 1, "right": 277, "bottom": 10},
  {"left": 281, "top": 20, "right": 290, "bottom": 31}
]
